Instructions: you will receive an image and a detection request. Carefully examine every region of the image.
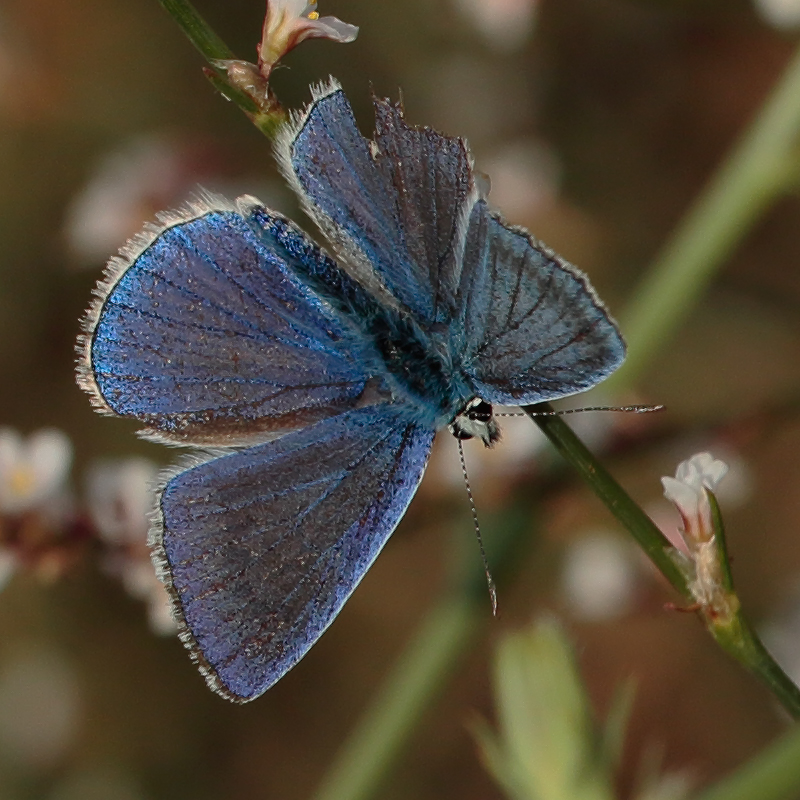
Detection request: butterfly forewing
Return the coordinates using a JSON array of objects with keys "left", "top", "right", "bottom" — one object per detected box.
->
[
  {"left": 277, "top": 81, "right": 476, "bottom": 326},
  {"left": 80, "top": 201, "right": 374, "bottom": 445}
]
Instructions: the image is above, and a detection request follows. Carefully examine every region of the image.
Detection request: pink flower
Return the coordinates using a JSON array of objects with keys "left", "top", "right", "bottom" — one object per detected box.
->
[
  {"left": 258, "top": 1, "right": 358, "bottom": 75},
  {"left": 214, "top": 1, "right": 357, "bottom": 117}
]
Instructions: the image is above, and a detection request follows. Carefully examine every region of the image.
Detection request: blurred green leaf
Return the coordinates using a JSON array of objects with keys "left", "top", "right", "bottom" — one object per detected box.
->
[
  {"left": 474, "top": 617, "right": 617, "bottom": 800},
  {"left": 601, "top": 678, "right": 636, "bottom": 770},
  {"left": 692, "top": 725, "right": 800, "bottom": 800}
]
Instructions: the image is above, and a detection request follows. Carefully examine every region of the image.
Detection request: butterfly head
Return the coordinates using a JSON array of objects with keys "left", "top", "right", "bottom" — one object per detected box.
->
[{"left": 448, "top": 398, "right": 500, "bottom": 447}]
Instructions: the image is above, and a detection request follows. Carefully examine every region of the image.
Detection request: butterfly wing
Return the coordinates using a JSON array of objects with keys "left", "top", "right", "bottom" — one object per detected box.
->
[
  {"left": 154, "top": 405, "right": 433, "bottom": 702},
  {"left": 276, "top": 80, "right": 477, "bottom": 326},
  {"left": 78, "top": 197, "right": 375, "bottom": 445},
  {"left": 280, "top": 83, "right": 625, "bottom": 408},
  {"left": 456, "top": 202, "right": 626, "bottom": 405}
]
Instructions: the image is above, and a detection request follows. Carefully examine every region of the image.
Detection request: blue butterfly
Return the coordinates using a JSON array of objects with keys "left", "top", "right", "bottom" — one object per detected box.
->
[{"left": 77, "top": 81, "right": 625, "bottom": 702}]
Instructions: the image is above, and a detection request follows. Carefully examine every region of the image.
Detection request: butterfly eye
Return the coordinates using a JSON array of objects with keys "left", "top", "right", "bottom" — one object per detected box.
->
[{"left": 465, "top": 399, "right": 492, "bottom": 424}]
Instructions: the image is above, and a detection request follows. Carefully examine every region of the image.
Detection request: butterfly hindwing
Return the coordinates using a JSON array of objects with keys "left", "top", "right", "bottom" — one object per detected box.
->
[
  {"left": 154, "top": 405, "right": 433, "bottom": 702},
  {"left": 79, "top": 198, "right": 374, "bottom": 445},
  {"left": 456, "top": 201, "right": 626, "bottom": 405}
]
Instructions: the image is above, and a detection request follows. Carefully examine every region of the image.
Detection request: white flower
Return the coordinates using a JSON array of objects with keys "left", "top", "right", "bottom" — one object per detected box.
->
[
  {"left": 86, "top": 457, "right": 157, "bottom": 545},
  {"left": 121, "top": 558, "right": 177, "bottom": 637},
  {"left": 87, "top": 458, "right": 177, "bottom": 636},
  {"left": 661, "top": 453, "right": 738, "bottom": 620},
  {"left": 65, "top": 136, "right": 202, "bottom": 265},
  {"left": 0, "top": 428, "right": 72, "bottom": 515},
  {"left": 561, "top": 530, "right": 640, "bottom": 621},
  {"left": 754, "top": 0, "right": 800, "bottom": 29},
  {"left": 258, "top": 0, "right": 358, "bottom": 74},
  {"left": 479, "top": 139, "right": 560, "bottom": 223},
  {"left": 451, "top": 0, "right": 539, "bottom": 52},
  {"left": 661, "top": 452, "right": 728, "bottom": 547}
]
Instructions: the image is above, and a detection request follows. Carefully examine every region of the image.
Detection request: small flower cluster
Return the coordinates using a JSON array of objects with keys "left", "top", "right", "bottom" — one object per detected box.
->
[
  {"left": 0, "top": 427, "right": 78, "bottom": 587},
  {"left": 0, "top": 426, "right": 174, "bottom": 635},
  {"left": 87, "top": 458, "right": 176, "bottom": 635}
]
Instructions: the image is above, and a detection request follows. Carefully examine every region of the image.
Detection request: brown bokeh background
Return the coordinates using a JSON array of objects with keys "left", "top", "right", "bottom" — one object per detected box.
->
[{"left": 1, "top": 0, "right": 800, "bottom": 798}]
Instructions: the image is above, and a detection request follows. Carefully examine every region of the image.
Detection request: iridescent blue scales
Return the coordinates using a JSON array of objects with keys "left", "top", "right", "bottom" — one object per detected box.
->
[{"left": 77, "top": 80, "right": 625, "bottom": 702}]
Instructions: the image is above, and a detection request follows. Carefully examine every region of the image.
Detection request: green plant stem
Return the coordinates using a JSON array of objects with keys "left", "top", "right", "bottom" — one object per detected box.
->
[
  {"left": 311, "top": 502, "right": 534, "bottom": 800},
  {"left": 158, "top": 0, "right": 284, "bottom": 135},
  {"left": 525, "top": 402, "right": 800, "bottom": 719},
  {"left": 710, "top": 615, "right": 800, "bottom": 720},
  {"left": 159, "top": 0, "right": 236, "bottom": 62},
  {"left": 311, "top": 596, "right": 478, "bottom": 800},
  {"left": 609, "top": 40, "right": 800, "bottom": 387},
  {"left": 523, "top": 404, "right": 689, "bottom": 595},
  {"left": 694, "top": 725, "right": 800, "bottom": 800}
]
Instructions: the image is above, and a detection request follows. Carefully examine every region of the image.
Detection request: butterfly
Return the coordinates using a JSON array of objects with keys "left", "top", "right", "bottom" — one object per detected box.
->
[{"left": 77, "top": 80, "right": 625, "bottom": 702}]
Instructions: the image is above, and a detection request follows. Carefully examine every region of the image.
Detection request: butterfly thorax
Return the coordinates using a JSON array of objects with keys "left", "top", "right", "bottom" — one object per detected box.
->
[
  {"left": 256, "top": 211, "right": 483, "bottom": 435},
  {"left": 368, "top": 313, "right": 452, "bottom": 409},
  {"left": 365, "top": 309, "right": 499, "bottom": 445}
]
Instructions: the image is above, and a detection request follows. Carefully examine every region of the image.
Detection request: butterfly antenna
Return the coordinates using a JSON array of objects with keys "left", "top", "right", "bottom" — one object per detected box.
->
[
  {"left": 498, "top": 404, "right": 664, "bottom": 417},
  {"left": 457, "top": 438, "right": 498, "bottom": 616}
]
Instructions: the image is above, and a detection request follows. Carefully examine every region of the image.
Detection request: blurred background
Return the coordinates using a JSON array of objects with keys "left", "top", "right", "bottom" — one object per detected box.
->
[{"left": 2, "top": 0, "right": 800, "bottom": 798}]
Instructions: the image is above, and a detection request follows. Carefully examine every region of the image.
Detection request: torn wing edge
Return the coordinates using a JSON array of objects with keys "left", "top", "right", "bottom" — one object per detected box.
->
[{"left": 273, "top": 77, "right": 485, "bottom": 321}]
